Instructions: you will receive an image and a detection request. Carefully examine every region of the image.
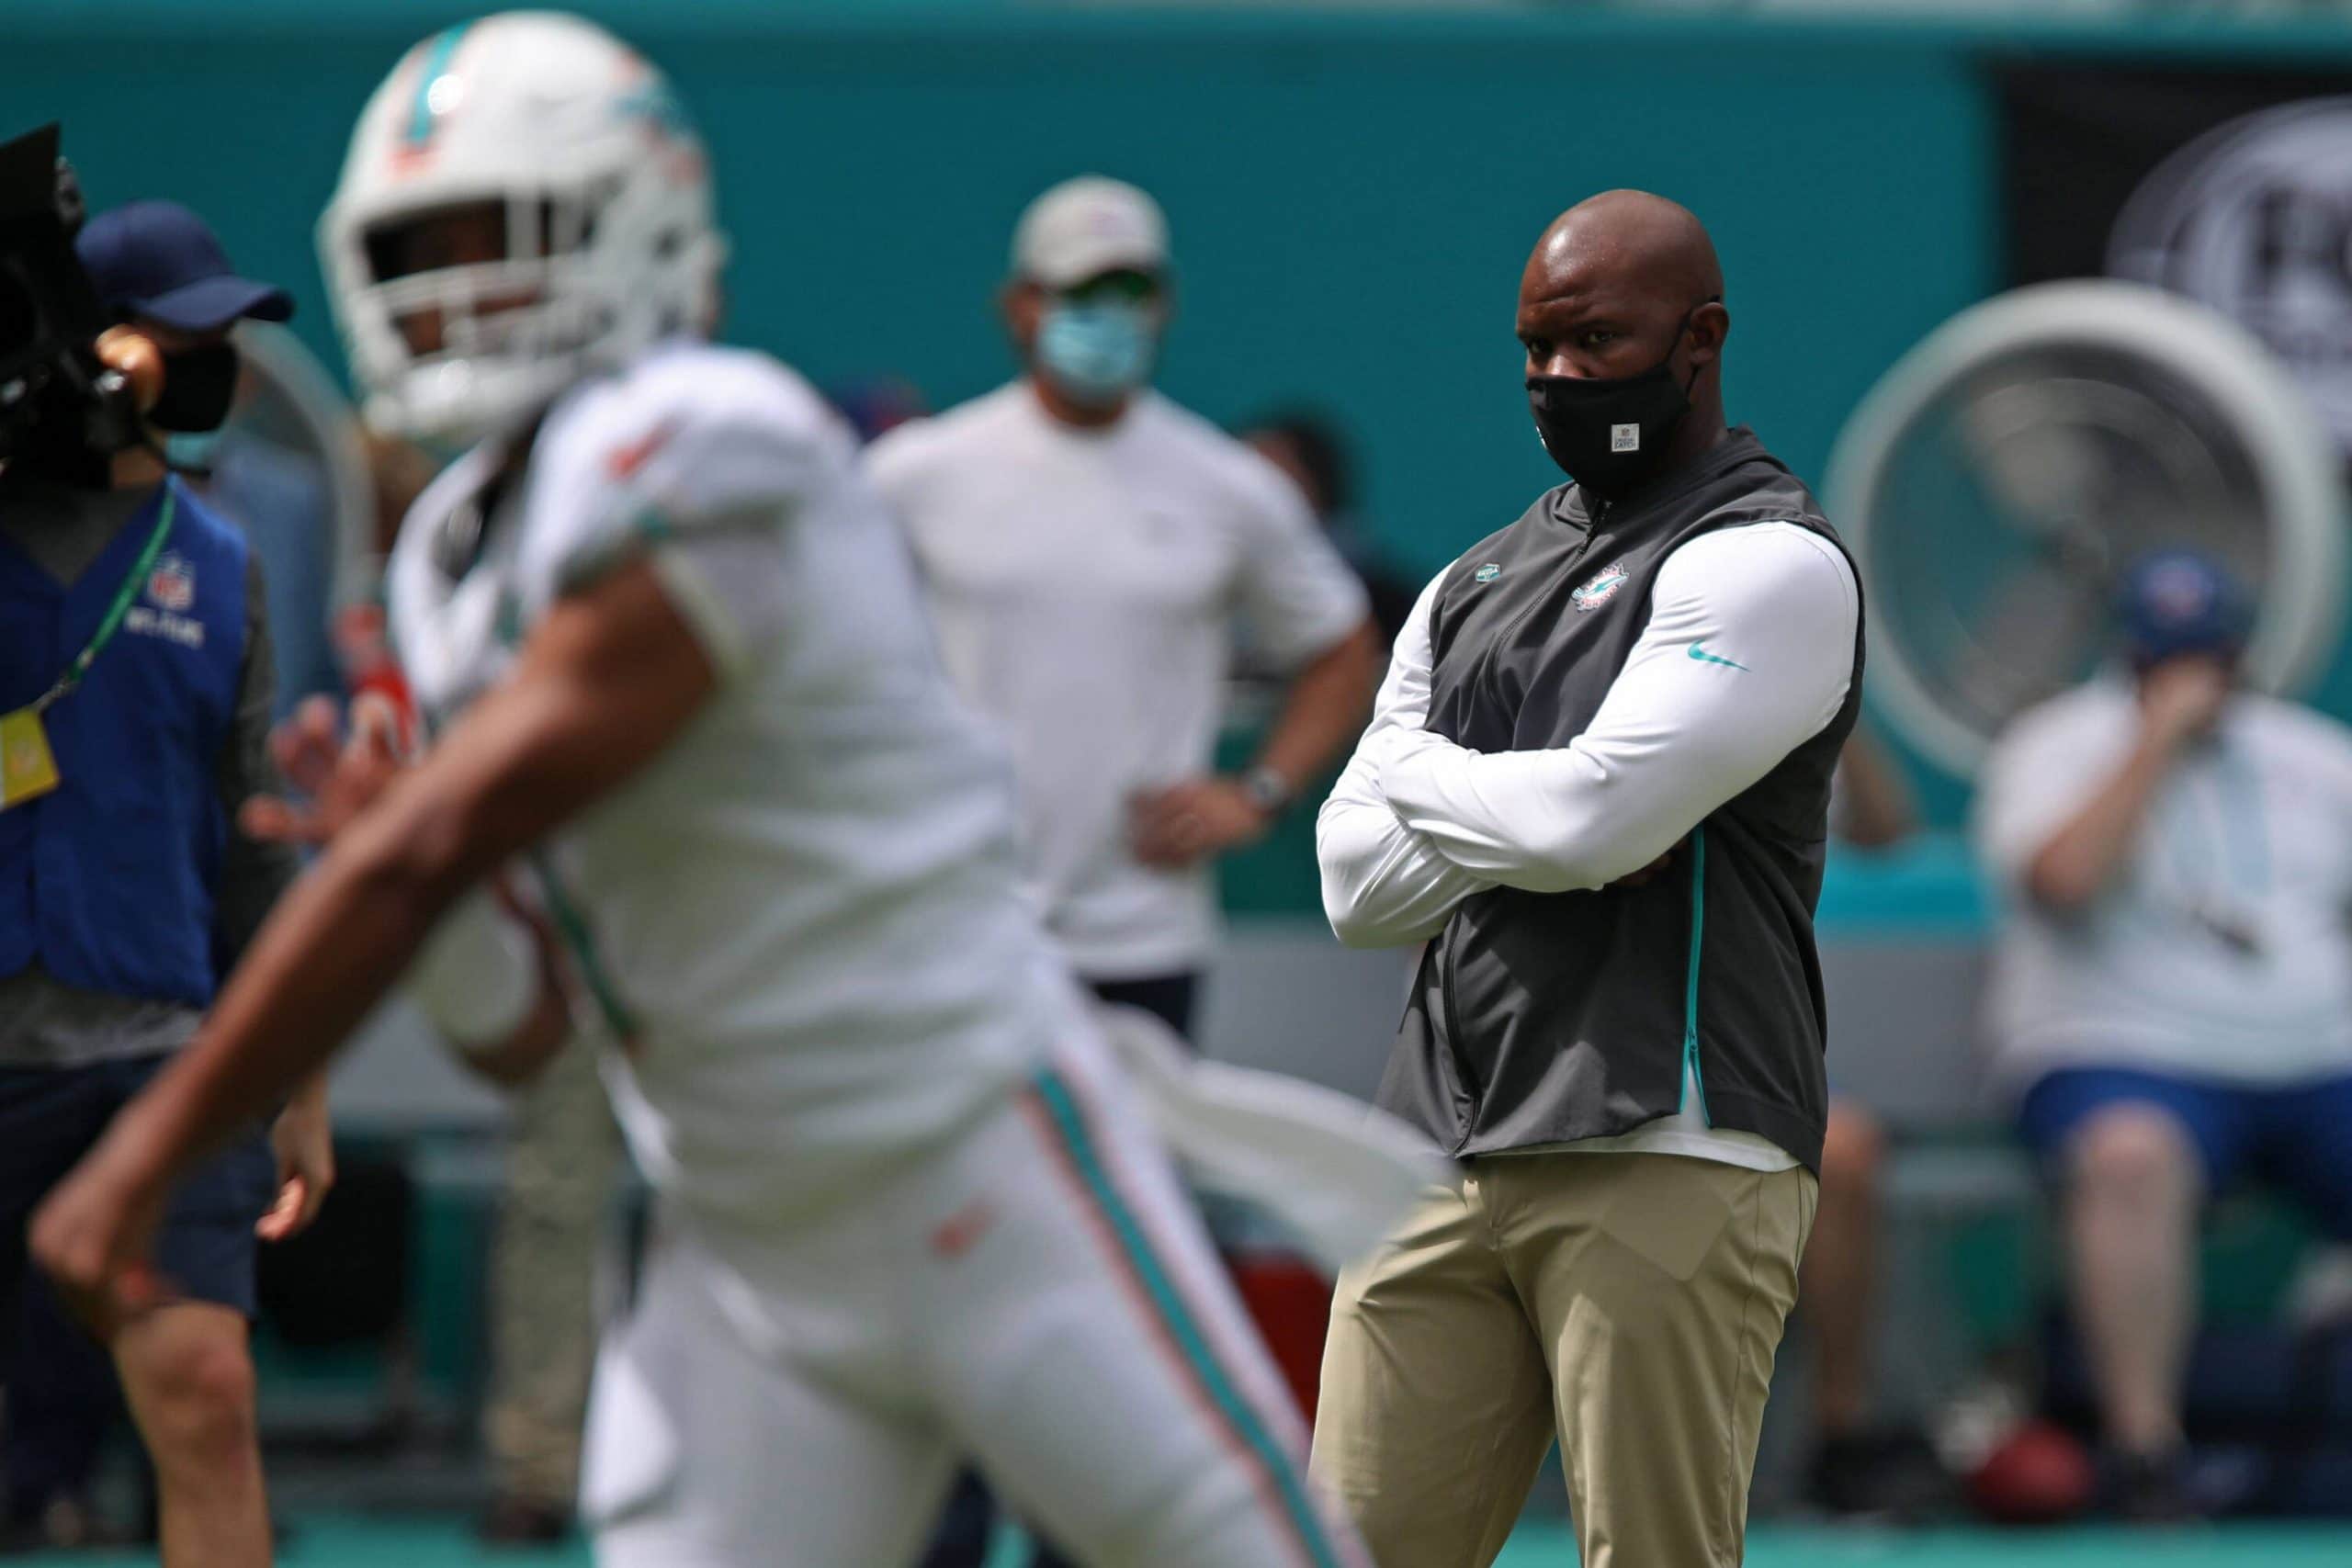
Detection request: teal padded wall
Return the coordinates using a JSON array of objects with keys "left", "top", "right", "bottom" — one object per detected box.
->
[
  {"left": 5, "top": 3, "right": 1996, "bottom": 587},
  {"left": 13, "top": 3, "right": 2352, "bottom": 863}
]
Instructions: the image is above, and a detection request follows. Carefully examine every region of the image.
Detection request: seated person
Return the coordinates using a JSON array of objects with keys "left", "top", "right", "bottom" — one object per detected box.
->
[{"left": 1973, "top": 551, "right": 2352, "bottom": 1517}]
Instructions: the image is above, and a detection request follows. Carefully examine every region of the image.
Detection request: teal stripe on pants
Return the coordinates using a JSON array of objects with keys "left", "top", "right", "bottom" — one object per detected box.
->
[{"left": 1032, "top": 1069, "right": 1344, "bottom": 1568}]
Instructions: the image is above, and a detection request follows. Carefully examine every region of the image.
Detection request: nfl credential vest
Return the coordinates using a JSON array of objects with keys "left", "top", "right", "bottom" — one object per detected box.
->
[
  {"left": 1374, "top": 429, "right": 1863, "bottom": 1172},
  {"left": 0, "top": 478, "right": 250, "bottom": 1007}
]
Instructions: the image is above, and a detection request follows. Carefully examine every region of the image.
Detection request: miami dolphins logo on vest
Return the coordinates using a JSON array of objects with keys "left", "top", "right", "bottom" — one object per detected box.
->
[{"left": 1570, "top": 559, "right": 1629, "bottom": 614}]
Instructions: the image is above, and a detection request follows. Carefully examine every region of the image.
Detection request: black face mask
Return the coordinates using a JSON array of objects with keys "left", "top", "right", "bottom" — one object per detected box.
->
[
  {"left": 1526, "top": 306, "right": 1706, "bottom": 500},
  {"left": 150, "top": 343, "right": 241, "bottom": 434}
]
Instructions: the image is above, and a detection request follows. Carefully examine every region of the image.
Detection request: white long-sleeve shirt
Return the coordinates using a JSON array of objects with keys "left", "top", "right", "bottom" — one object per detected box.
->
[{"left": 1317, "top": 520, "right": 1860, "bottom": 1169}]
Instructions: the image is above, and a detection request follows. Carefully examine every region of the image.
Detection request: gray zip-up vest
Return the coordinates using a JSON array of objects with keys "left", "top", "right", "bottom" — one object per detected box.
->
[{"left": 1374, "top": 428, "right": 1863, "bottom": 1173}]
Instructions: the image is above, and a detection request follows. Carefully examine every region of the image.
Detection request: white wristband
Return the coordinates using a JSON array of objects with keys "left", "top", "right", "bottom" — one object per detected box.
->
[{"left": 406, "top": 886, "right": 539, "bottom": 1050}]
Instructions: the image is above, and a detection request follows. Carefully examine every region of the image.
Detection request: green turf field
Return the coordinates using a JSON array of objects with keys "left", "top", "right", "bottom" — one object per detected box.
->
[{"left": 14, "top": 1516, "right": 2352, "bottom": 1565}]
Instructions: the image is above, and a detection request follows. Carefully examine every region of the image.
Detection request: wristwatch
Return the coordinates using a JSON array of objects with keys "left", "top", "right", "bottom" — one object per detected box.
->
[{"left": 1239, "top": 763, "right": 1293, "bottom": 817}]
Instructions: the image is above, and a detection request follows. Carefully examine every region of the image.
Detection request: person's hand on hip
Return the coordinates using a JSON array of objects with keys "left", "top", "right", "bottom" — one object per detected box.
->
[{"left": 1130, "top": 776, "right": 1272, "bottom": 868}]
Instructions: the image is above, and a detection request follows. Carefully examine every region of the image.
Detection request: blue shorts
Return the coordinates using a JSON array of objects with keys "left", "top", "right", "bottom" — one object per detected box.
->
[
  {"left": 2018, "top": 1066, "right": 2352, "bottom": 1239},
  {"left": 0, "top": 1055, "right": 276, "bottom": 1322}
]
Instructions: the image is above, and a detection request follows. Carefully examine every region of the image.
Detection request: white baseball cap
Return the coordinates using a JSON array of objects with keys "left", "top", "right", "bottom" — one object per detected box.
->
[{"left": 1011, "top": 175, "right": 1169, "bottom": 289}]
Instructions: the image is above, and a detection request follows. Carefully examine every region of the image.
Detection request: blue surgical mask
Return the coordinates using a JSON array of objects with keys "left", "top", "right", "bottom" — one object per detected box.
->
[{"left": 1035, "top": 300, "right": 1156, "bottom": 407}]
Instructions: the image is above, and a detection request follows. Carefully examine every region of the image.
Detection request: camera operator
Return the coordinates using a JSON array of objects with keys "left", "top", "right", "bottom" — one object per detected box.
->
[{"left": 0, "top": 196, "right": 328, "bottom": 1566}]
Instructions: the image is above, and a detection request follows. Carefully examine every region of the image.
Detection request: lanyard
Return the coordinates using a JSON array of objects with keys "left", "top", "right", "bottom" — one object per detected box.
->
[
  {"left": 2156, "top": 738, "right": 2269, "bottom": 957},
  {"left": 31, "top": 484, "right": 178, "bottom": 716},
  {"left": 2161, "top": 740, "right": 2269, "bottom": 898}
]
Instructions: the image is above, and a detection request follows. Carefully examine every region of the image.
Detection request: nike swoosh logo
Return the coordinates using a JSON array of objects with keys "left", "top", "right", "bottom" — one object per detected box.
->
[
  {"left": 605, "top": 418, "right": 682, "bottom": 480},
  {"left": 1688, "top": 643, "right": 1748, "bottom": 671}
]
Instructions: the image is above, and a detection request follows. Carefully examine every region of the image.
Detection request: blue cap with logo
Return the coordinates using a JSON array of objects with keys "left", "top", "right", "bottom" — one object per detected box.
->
[
  {"left": 74, "top": 200, "right": 292, "bottom": 333},
  {"left": 2117, "top": 550, "right": 2254, "bottom": 671}
]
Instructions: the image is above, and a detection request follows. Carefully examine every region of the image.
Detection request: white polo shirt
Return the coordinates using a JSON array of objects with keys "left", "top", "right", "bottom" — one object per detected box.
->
[
  {"left": 866, "top": 382, "right": 1368, "bottom": 980},
  {"left": 1974, "top": 679, "right": 2352, "bottom": 1089}
]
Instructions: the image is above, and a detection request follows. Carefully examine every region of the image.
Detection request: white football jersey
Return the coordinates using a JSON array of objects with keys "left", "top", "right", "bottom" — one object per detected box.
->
[{"left": 388, "top": 341, "right": 1076, "bottom": 1224}]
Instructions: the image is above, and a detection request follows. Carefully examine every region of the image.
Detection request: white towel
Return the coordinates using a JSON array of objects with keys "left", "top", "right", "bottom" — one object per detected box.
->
[{"left": 1091, "top": 1002, "right": 1452, "bottom": 1274}]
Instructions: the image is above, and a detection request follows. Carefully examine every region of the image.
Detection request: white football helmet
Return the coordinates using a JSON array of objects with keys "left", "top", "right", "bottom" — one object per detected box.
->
[{"left": 320, "top": 11, "right": 724, "bottom": 444}]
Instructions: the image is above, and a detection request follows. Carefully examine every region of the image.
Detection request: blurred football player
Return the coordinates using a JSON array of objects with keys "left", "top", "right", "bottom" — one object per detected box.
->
[{"left": 29, "top": 14, "right": 1368, "bottom": 1568}]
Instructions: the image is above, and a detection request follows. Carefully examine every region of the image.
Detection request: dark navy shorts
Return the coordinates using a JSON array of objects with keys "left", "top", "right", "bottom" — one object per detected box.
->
[
  {"left": 1084, "top": 972, "right": 1200, "bottom": 1043},
  {"left": 2018, "top": 1066, "right": 2352, "bottom": 1239},
  {"left": 0, "top": 1054, "right": 276, "bottom": 1321}
]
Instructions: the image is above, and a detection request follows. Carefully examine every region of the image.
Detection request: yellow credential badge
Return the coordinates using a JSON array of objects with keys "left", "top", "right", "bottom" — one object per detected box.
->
[{"left": 0, "top": 705, "right": 62, "bottom": 809}]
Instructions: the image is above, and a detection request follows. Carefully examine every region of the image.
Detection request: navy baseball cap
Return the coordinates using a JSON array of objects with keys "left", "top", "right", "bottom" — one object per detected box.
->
[
  {"left": 74, "top": 200, "right": 292, "bottom": 333},
  {"left": 2117, "top": 550, "right": 2254, "bottom": 670}
]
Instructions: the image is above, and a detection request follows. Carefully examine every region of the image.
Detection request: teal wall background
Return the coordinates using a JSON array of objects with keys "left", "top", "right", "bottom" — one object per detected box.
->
[
  {"left": 13, "top": 3, "right": 2352, "bottom": 832},
  {"left": 7, "top": 1, "right": 2000, "bottom": 592}
]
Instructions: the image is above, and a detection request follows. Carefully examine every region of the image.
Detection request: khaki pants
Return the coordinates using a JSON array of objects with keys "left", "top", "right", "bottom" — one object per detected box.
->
[
  {"left": 1311, "top": 1151, "right": 1815, "bottom": 1568},
  {"left": 484, "top": 1039, "right": 623, "bottom": 1509}
]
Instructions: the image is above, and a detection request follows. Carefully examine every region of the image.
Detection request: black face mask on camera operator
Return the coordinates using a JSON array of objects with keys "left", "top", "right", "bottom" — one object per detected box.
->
[
  {"left": 136, "top": 333, "right": 242, "bottom": 478},
  {"left": 150, "top": 341, "right": 237, "bottom": 436}
]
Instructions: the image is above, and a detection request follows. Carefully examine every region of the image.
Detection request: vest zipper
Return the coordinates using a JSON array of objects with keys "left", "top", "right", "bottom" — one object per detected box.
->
[
  {"left": 1679, "top": 826, "right": 1711, "bottom": 1124},
  {"left": 1436, "top": 511, "right": 1601, "bottom": 1142}
]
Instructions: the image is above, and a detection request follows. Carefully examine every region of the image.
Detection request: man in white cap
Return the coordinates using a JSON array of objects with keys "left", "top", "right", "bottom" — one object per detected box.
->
[
  {"left": 869, "top": 175, "right": 1381, "bottom": 1568},
  {"left": 869, "top": 176, "right": 1378, "bottom": 1042}
]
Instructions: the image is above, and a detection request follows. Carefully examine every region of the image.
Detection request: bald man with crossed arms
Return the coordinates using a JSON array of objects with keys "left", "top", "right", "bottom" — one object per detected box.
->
[{"left": 1311, "top": 191, "right": 1865, "bottom": 1567}]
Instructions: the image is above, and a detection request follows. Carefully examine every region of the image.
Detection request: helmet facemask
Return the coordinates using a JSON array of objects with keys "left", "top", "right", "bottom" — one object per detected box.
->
[{"left": 340, "top": 189, "right": 628, "bottom": 443}]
